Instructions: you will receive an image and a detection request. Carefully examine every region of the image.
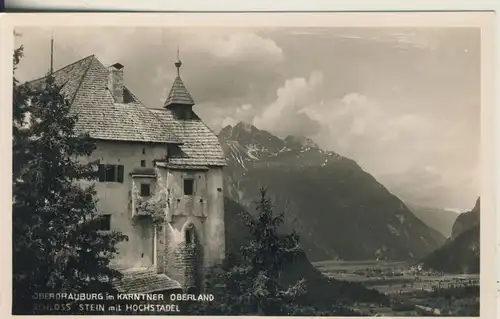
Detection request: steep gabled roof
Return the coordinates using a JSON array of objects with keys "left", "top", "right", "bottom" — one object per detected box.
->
[
  {"left": 25, "top": 55, "right": 181, "bottom": 144},
  {"left": 163, "top": 76, "right": 195, "bottom": 107}
]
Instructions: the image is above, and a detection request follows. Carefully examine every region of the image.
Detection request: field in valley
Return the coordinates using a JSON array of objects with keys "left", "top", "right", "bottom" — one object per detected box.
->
[{"left": 313, "top": 260, "right": 480, "bottom": 316}]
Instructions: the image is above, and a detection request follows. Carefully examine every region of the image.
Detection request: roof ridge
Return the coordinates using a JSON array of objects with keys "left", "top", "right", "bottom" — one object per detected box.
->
[
  {"left": 23, "top": 54, "right": 95, "bottom": 85},
  {"left": 69, "top": 55, "right": 101, "bottom": 119},
  {"left": 69, "top": 56, "right": 96, "bottom": 105},
  {"left": 90, "top": 55, "right": 110, "bottom": 70},
  {"left": 201, "top": 118, "right": 222, "bottom": 137}
]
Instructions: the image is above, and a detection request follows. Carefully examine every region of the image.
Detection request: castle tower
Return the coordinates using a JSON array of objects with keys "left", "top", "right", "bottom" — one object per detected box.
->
[{"left": 155, "top": 52, "right": 226, "bottom": 291}]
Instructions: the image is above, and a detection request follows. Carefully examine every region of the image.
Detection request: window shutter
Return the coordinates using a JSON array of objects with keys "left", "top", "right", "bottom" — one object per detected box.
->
[
  {"left": 117, "top": 165, "right": 124, "bottom": 183},
  {"left": 98, "top": 164, "right": 105, "bottom": 182}
]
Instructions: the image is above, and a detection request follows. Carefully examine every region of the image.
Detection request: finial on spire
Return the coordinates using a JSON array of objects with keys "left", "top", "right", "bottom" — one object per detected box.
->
[
  {"left": 50, "top": 29, "right": 54, "bottom": 74},
  {"left": 174, "top": 46, "right": 182, "bottom": 76}
]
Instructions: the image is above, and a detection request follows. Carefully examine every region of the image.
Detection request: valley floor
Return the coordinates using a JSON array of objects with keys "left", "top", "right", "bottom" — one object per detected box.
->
[{"left": 313, "top": 260, "right": 479, "bottom": 316}]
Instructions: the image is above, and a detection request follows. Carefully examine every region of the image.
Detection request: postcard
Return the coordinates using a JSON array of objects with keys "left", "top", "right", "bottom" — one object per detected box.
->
[{"left": 1, "top": 12, "right": 496, "bottom": 318}]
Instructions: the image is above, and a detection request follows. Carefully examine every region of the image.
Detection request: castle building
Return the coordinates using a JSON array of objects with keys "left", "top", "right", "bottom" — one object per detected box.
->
[{"left": 27, "top": 54, "right": 227, "bottom": 294}]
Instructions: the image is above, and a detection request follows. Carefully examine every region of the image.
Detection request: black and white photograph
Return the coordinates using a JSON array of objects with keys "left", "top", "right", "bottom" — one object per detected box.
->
[{"left": 7, "top": 12, "right": 495, "bottom": 317}]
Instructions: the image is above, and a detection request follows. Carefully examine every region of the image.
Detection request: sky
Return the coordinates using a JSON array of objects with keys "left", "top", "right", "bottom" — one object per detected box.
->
[{"left": 14, "top": 27, "right": 480, "bottom": 209}]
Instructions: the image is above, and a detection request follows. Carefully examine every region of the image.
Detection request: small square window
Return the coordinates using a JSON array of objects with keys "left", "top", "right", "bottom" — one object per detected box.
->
[
  {"left": 140, "top": 183, "right": 151, "bottom": 197},
  {"left": 184, "top": 179, "right": 194, "bottom": 195},
  {"left": 98, "top": 214, "right": 111, "bottom": 231},
  {"left": 140, "top": 160, "right": 146, "bottom": 167}
]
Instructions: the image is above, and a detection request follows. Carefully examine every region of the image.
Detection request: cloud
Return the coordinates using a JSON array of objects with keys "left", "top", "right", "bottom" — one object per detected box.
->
[
  {"left": 252, "top": 71, "right": 323, "bottom": 137},
  {"left": 301, "top": 93, "right": 436, "bottom": 172},
  {"left": 15, "top": 27, "right": 286, "bottom": 109},
  {"left": 178, "top": 31, "right": 285, "bottom": 64},
  {"left": 301, "top": 91, "right": 478, "bottom": 208},
  {"left": 205, "top": 71, "right": 324, "bottom": 137},
  {"left": 220, "top": 104, "right": 257, "bottom": 128},
  {"left": 334, "top": 29, "right": 441, "bottom": 51}
]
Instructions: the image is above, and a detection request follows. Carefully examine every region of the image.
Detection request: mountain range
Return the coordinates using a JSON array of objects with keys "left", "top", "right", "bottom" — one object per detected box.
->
[
  {"left": 406, "top": 204, "right": 460, "bottom": 238},
  {"left": 422, "top": 198, "right": 480, "bottom": 274},
  {"left": 451, "top": 197, "right": 480, "bottom": 240},
  {"left": 218, "top": 122, "right": 446, "bottom": 262}
]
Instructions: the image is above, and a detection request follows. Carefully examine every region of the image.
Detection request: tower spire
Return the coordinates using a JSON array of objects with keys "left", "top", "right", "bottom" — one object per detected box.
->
[
  {"left": 174, "top": 46, "right": 182, "bottom": 77},
  {"left": 50, "top": 29, "right": 54, "bottom": 74},
  {"left": 163, "top": 46, "right": 195, "bottom": 108}
]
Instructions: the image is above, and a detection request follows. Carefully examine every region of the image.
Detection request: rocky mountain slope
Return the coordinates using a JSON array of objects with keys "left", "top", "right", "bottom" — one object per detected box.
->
[
  {"left": 407, "top": 204, "right": 460, "bottom": 238},
  {"left": 422, "top": 198, "right": 480, "bottom": 274},
  {"left": 451, "top": 197, "right": 480, "bottom": 239},
  {"left": 219, "top": 122, "right": 446, "bottom": 262}
]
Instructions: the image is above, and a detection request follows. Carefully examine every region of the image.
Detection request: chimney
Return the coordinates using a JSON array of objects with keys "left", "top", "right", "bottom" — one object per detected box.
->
[{"left": 108, "top": 62, "right": 124, "bottom": 103}]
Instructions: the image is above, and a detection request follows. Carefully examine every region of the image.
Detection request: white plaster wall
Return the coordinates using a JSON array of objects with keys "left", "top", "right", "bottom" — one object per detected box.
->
[
  {"left": 203, "top": 167, "right": 225, "bottom": 266},
  {"left": 83, "top": 140, "right": 167, "bottom": 268},
  {"left": 166, "top": 170, "right": 208, "bottom": 218},
  {"left": 79, "top": 140, "right": 225, "bottom": 276}
]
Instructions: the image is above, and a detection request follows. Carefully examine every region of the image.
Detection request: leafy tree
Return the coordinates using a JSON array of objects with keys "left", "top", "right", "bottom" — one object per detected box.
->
[
  {"left": 12, "top": 46, "right": 127, "bottom": 314},
  {"left": 186, "top": 188, "right": 355, "bottom": 316}
]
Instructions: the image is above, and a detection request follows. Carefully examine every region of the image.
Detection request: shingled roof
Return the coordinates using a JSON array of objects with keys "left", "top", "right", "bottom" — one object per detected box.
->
[
  {"left": 151, "top": 108, "right": 227, "bottom": 167},
  {"left": 25, "top": 55, "right": 226, "bottom": 167},
  {"left": 27, "top": 56, "right": 181, "bottom": 144},
  {"left": 112, "top": 267, "right": 181, "bottom": 294},
  {"left": 163, "top": 76, "right": 195, "bottom": 107}
]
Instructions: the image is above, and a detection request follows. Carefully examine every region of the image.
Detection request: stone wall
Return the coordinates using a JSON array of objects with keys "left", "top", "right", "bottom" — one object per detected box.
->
[
  {"left": 158, "top": 167, "right": 224, "bottom": 289},
  {"left": 163, "top": 215, "right": 205, "bottom": 288},
  {"left": 168, "top": 242, "right": 203, "bottom": 289}
]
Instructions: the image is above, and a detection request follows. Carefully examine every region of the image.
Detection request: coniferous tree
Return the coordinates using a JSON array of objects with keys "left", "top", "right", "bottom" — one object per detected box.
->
[
  {"left": 12, "top": 46, "right": 127, "bottom": 314},
  {"left": 185, "top": 189, "right": 361, "bottom": 316},
  {"left": 187, "top": 188, "right": 308, "bottom": 315}
]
